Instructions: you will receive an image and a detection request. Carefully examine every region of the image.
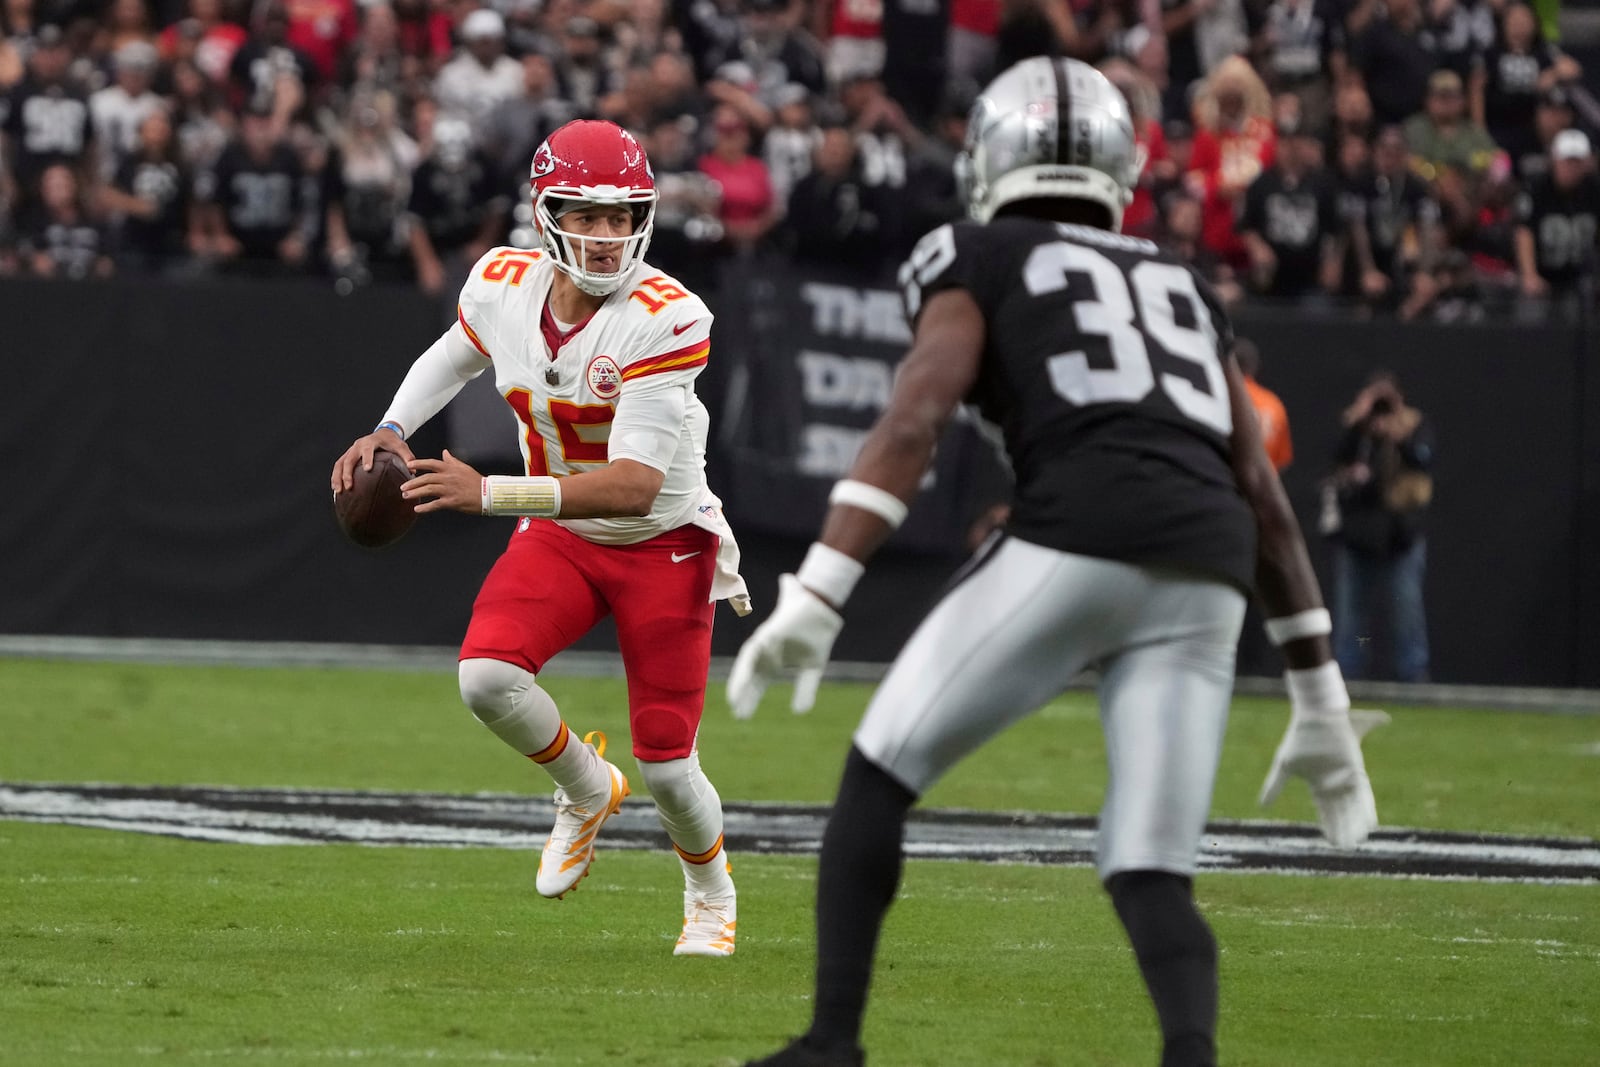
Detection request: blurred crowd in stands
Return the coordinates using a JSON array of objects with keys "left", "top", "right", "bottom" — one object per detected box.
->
[{"left": 1, "top": 0, "right": 1597, "bottom": 320}]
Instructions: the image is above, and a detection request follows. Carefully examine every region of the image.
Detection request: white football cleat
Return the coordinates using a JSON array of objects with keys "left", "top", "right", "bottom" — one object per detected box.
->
[
  {"left": 536, "top": 731, "right": 630, "bottom": 900},
  {"left": 674, "top": 869, "right": 737, "bottom": 957}
]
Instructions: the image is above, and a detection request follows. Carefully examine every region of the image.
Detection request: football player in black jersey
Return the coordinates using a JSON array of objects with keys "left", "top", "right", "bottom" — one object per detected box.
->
[{"left": 728, "top": 55, "right": 1385, "bottom": 1067}]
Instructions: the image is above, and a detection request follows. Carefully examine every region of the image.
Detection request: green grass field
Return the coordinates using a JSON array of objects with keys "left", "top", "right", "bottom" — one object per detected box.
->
[{"left": 2, "top": 657, "right": 1598, "bottom": 1066}]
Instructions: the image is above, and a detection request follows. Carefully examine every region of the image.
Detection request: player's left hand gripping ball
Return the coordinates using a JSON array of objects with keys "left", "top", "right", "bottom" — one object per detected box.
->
[{"left": 727, "top": 574, "right": 844, "bottom": 719}]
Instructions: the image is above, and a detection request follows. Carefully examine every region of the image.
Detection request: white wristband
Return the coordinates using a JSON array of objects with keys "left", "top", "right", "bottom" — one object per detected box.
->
[
  {"left": 795, "top": 542, "right": 865, "bottom": 608},
  {"left": 1265, "top": 608, "right": 1332, "bottom": 646},
  {"left": 829, "top": 479, "right": 909, "bottom": 530},
  {"left": 1284, "top": 660, "right": 1351, "bottom": 717},
  {"left": 482, "top": 475, "right": 561, "bottom": 517}
]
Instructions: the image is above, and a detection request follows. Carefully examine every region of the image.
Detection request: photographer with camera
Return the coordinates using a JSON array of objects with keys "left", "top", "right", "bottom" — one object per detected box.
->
[{"left": 1322, "top": 371, "right": 1435, "bottom": 682}]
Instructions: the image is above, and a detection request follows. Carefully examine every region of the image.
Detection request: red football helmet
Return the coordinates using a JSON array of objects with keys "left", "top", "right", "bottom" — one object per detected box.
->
[{"left": 529, "top": 120, "right": 657, "bottom": 296}]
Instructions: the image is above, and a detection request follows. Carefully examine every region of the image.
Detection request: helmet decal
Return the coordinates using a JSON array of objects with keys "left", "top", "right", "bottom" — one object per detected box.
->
[{"left": 531, "top": 143, "right": 555, "bottom": 179}]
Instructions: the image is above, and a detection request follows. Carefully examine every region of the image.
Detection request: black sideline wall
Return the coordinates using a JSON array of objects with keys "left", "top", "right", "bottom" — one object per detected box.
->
[{"left": 3, "top": 273, "right": 1595, "bottom": 687}]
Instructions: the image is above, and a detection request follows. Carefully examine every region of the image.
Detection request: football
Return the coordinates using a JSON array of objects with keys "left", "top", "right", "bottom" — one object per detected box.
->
[{"left": 334, "top": 449, "right": 417, "bottom": 549}]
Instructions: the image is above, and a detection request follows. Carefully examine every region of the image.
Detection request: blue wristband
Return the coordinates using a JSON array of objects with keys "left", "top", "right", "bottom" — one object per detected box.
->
[{"left": 375, "top": 420, "right": 405, "bottom": 439}]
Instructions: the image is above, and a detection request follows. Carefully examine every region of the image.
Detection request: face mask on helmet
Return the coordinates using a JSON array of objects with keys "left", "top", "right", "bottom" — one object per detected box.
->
[
  {"left": 959, "top": 57, "right": 1140, "bottom": 231},
  {"left": 530, "top": 120, "right": 658, "bottom": 296}
]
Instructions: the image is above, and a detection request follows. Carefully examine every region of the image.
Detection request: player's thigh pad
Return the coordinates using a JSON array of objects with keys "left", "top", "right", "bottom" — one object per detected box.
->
[
  {"left": 460, "top": 521, "right": 609, "bottom": 674},
  {"left": 604, "top": 525, "right": 718, "bottom": 761},
  {"left": 854, "top": 539, "right": 1153, "bottom": 794},
  {"left": 1094, "top": 576, "right": 1245, "bottom": 880}
]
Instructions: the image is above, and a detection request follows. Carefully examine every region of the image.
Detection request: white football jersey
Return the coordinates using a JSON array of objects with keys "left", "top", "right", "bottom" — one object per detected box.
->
[{"left": 453, "top": 245, "right": 716, "bottom": 546}]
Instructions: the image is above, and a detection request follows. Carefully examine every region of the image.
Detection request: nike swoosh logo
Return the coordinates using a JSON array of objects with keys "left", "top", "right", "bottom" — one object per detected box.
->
[
  {"left": 670, "top": 551, "right": 702, "bottom": 563},
  {"left": 672, "top": 320, "right": 699, "bottom": 336}
]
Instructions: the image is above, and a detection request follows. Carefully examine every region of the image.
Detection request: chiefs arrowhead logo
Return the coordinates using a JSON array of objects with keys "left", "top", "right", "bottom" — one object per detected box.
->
[{"left": 531, "top": 143, "right": 555, "bottom": 179}]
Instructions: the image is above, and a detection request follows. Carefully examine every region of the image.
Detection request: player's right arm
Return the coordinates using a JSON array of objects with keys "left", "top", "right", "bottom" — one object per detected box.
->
[
  {"left": 1225, "top": 354, "right": 1384, "bottom": 848},
  {"left": 726, "top": 285, "right": 985, "bottom": 719},
  {"left": 330, "top": 298, "right": 492, "bottom": 493}
]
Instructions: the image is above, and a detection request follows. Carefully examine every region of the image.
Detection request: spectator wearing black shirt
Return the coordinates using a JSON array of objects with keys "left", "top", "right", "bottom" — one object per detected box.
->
[
  {"left": 1425, "top": 0, "right": 1494, "bottom": 85},
  {"left": 1515, "top": 128, "right": 1599, "bottom": 304},
  {"left": 839, "top": 71, "right": 918, "bottom": 197},
  {"left": 480, "top": 52, "right": 572, "bottom": 188},
  {"left": 14, "top": 160, "right": 112, "bottom": 277},
  {"left": 1237, "top": 119, "right": 1343, "bottom": 302},
  {"left": 1469, "top": 2, "right": 1582, "bottom": 179},
  {"left": 197, "top": 103, "right": 313, "bottom": 275},
  {"left": 1520, "top": 86, "right": 1577, "bottom": 185},
  {"left": 1341, "top": 124, "right": 1443, "bottom": 318},
  {"left": 673, "top": 0, "right": 743, "bottom": 85},
  {"left": 405, "top": 112, "right": 503, "bottom": 296},
  {"left": 1254, "top": 0, "right": 1345, "bottom": 133},
  {"left": 903, "top": 83, "right": 971, "bottom": 238},
  {"left": 102, "top": 107, "right": 199, "bottom": 273},
  {"left": 336, "top": 2, "right": 413, "bottom": 105},
  {"left": 648, "top": 50, "right": 708, "bottom": 128},
  {"left": 323, "top": 92, "right": 416, "bottom": 286},
  {"left": 781, "top": 119, "right": 895, "bottom": 265},
  {"left": 1346, "top": 0, "right": 1437, "bottom": 126},
  {"left": 163, "top": 60, "right": 224, "bottom": 171},
  {"left": 1326, "top": 77, "right": 1374, "bottom": 154},
  {"left": 762, "top": 81, "right": 820, "bottom": 207},
  {"left": 227, "top": 1, "right": 317, "bottom": 125},
  {"left": 702, "top": 0, "right": 825, "bottom": 110},
  {"left": 548, "top": 15, "right": 618, "bottom": 118},
  {"left": 2, "top": 24, "right": 96, "bottom": 206}
]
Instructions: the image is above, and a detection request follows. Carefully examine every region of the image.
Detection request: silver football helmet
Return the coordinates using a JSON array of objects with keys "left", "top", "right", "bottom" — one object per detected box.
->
[{"left": 957, "top": 56, "right": 1141, "bottom": 230}]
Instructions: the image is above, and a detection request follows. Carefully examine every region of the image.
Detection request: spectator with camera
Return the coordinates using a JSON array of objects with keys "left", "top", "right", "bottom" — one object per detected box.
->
[{"left": 1324, "top": 370, "right": 1434, "bottom": 683}]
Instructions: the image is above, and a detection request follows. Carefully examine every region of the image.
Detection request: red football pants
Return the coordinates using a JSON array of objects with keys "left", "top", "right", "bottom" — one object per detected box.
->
[{"left": 460, "top": 519, "right": 718, "bottom": 761}]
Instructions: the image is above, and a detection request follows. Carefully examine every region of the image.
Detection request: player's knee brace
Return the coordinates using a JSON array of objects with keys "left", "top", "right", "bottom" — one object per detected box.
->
[{"left": 457, "top": 657, "right": 535, "bottom": 722}]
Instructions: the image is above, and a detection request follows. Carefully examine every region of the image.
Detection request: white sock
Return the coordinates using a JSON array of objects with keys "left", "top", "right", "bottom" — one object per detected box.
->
[
  {"left": 458, "top": 658, "right": 605, "bottom": 798},
  {"left": 638, "top": 754, "right": 732, "bottom": 893}
]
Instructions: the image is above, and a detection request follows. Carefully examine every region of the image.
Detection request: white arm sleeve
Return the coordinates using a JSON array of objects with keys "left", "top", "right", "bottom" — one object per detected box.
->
[
  {"left": 608, "top": 378, "right": 688, "bottom": 473},
  {"left": 379, "top": 322, "right": 491, "bottom": 437}
]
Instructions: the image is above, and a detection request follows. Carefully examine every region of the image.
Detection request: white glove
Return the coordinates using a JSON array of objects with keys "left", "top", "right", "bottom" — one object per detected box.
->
[
  {"left": 1259, "top": 706, "right": 1388, "bottom": 848},
  {"left": 1259, "top": 661, "right": 1386, "bottom": 847},
  {"left": 727, "top": 574, "right": 843, "bottom": 720}
]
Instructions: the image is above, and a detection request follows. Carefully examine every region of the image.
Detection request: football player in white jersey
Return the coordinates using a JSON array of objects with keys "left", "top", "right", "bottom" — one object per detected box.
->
[{"left": 332, "top": 119, "right": 749, "bottom": 957}]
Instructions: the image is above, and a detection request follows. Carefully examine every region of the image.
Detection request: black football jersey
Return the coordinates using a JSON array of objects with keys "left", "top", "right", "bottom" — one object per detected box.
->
[
  {"left": 1516, "top": 173, "right": 1600, "bottom": 287},
  {"left": 899, "top": 216, "right": 1256, "bottom": 590}
]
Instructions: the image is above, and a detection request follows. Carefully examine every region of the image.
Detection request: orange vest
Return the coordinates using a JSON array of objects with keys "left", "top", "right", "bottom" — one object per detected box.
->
[{"left": 1245, "top": 378, "right": 1293, "bottom": 472}]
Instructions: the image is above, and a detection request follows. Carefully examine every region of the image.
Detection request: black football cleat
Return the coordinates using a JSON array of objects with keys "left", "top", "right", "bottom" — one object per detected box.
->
[{"left": 744, "top": 1036, "right": 865, "bottom": 1067}]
